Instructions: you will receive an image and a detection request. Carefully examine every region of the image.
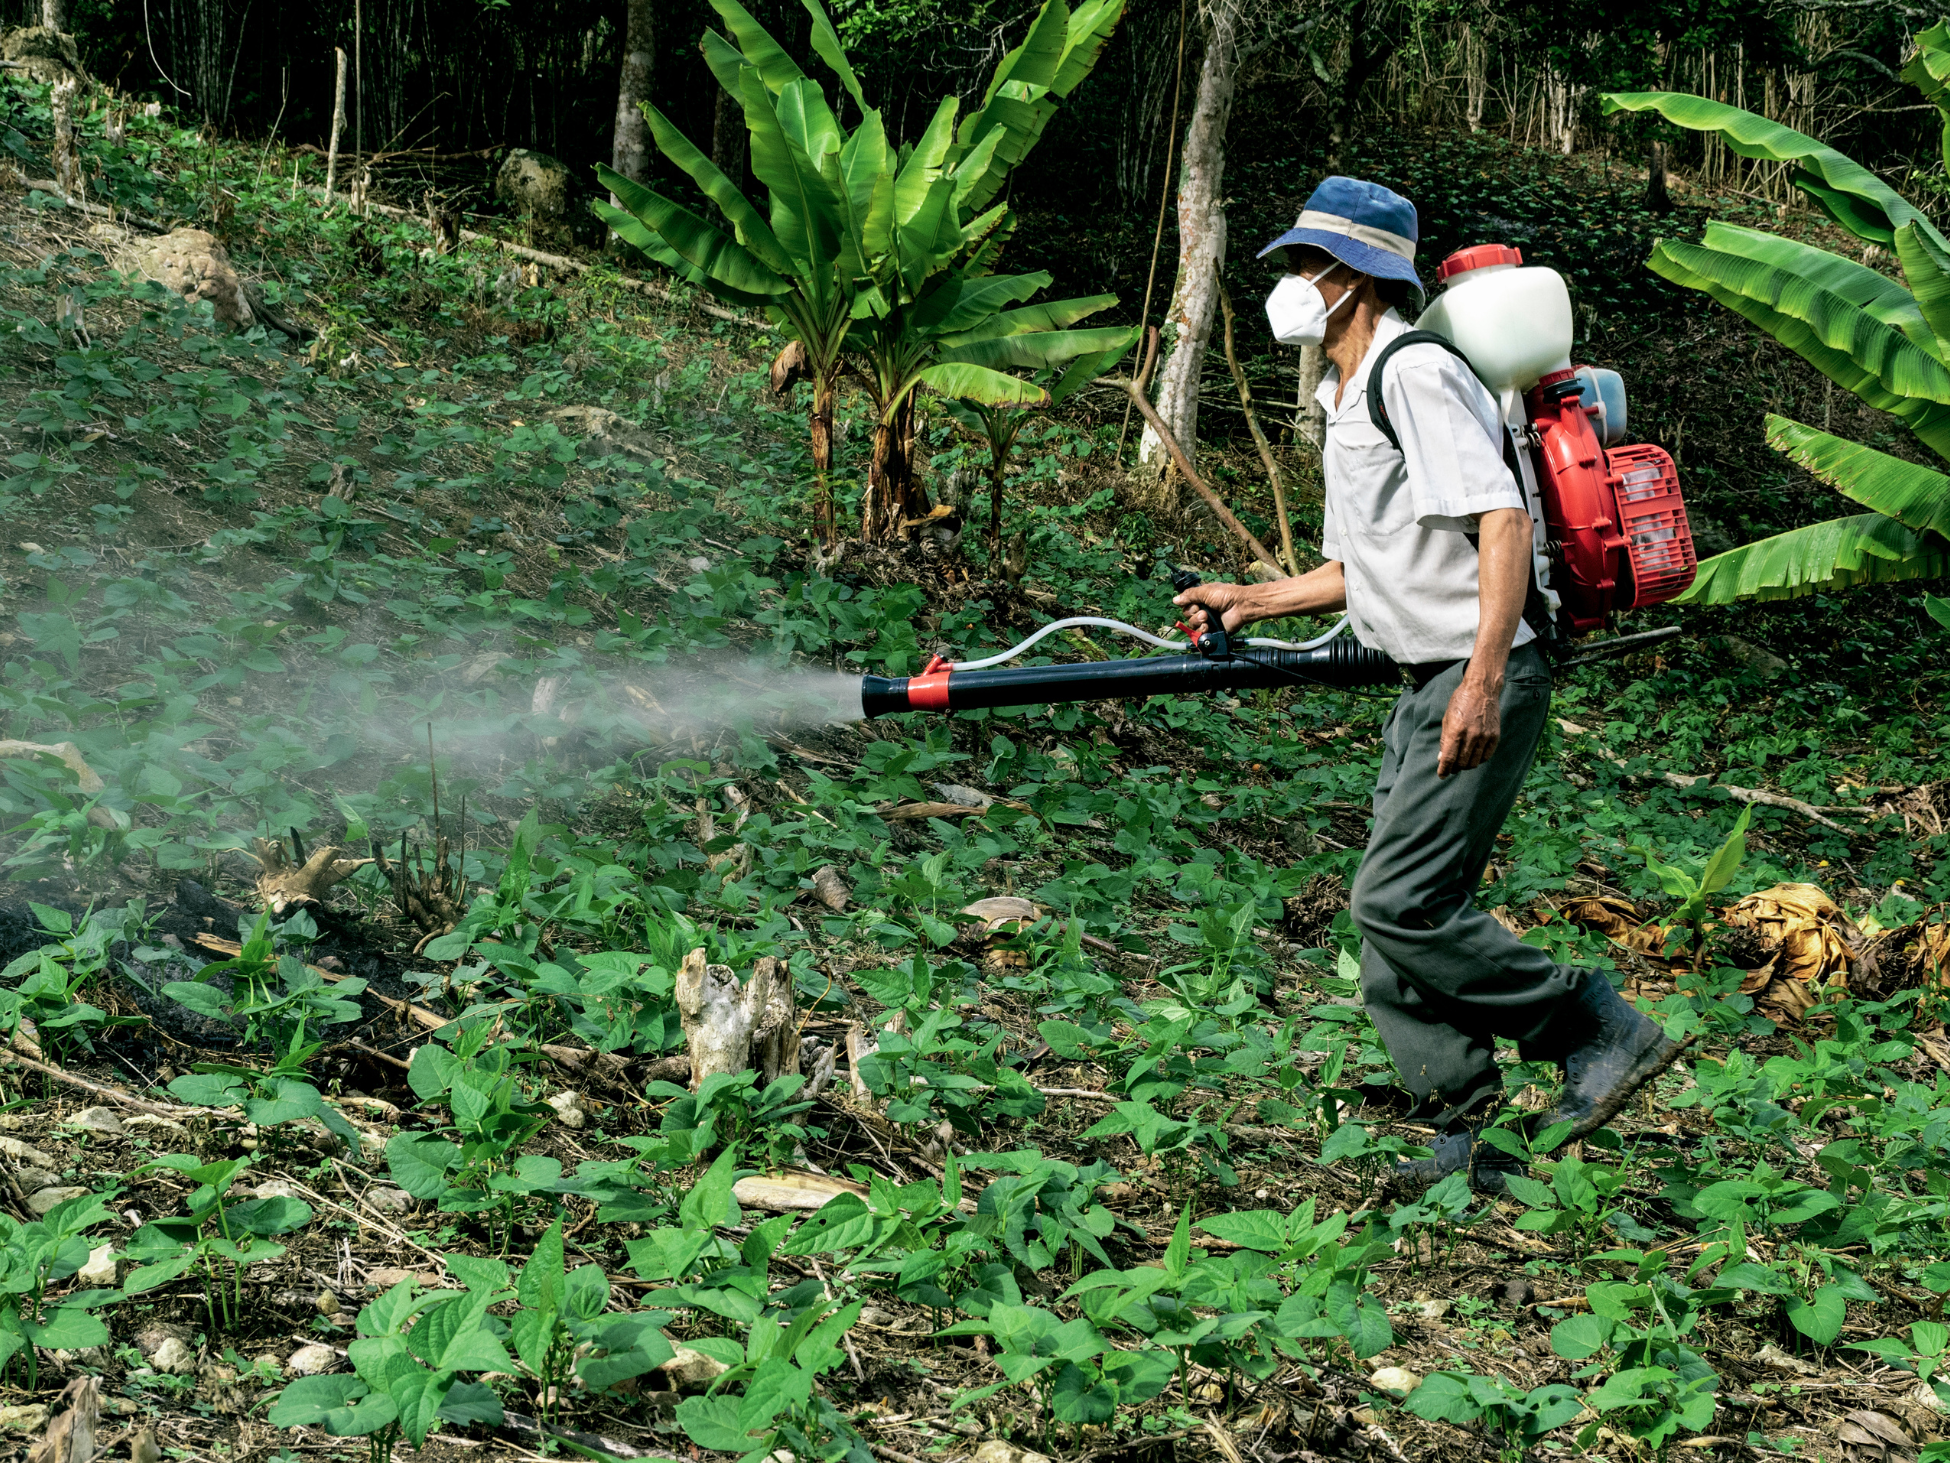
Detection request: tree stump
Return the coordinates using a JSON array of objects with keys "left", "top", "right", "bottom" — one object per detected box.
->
[{"left": 674, "top": 949, "right": 799, "bottom": 1091}]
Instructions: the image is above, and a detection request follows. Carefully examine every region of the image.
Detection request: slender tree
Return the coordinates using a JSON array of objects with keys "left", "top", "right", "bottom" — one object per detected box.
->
[{"left": 611, "top": 0, "right": 655, "bottom": 187}]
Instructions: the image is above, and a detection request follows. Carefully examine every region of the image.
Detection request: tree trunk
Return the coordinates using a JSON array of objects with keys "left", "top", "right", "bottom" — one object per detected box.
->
[
  {"left": 1325, "top": 0, "right": 1396, "bottom": 169},
  {"left": 1294, "top": 344, "right": 1326, "bottom": 448},
  {"left": 1644, "top": 139, "right": 1673, "bottom": 215},
  {"left": 1138, "top": 0, "right": 1243, "bottom": 477},
  {"left": 40, "top": 0, "right": 65, "bottom": 33},
  {"left": 710, "top": 82, "right": 746, "bottom": 194},
  {"left": 863, "top": 395, "right": 929, "bottom": 542},
  {"left": 610, "top": 0, "right": 654, "bottom": 188}
]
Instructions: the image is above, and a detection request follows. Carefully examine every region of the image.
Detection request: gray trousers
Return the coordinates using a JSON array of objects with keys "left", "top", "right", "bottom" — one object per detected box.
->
[{"left": 1352, "top": 642, "right": 1580, "bottom": 1124}]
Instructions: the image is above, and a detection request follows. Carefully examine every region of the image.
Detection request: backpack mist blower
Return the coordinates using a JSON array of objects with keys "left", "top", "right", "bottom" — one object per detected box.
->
[{"left": 858, "top": 243, "right": 1693, "bottom": 720}]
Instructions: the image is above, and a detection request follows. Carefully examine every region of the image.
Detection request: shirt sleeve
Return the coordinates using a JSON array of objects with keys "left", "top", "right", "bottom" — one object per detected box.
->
[{"left": 1383, "top": 348, "right": 1526, "bottom": 531}]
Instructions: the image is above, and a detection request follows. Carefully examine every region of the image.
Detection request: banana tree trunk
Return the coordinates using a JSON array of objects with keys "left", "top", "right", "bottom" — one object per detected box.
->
[
  {"left": 864, "top": 395, "right": 929, "bottom": 542},
  {"left": 1138, "top": 0, "right": 1242, "bottom": 477},
  {"left": 811, "top": 375, "right": 836, "bottom": 543}
]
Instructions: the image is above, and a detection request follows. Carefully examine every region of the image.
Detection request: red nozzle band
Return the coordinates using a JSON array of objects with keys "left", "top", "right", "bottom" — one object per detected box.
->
[{"left": 907, "top": 653, "right": 953, "bottom": 710}]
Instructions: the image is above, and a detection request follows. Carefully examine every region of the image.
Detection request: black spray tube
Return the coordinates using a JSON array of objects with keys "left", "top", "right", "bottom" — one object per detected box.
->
[{"left": 859, "top": 637, "right": 1399, "bottom": 717}]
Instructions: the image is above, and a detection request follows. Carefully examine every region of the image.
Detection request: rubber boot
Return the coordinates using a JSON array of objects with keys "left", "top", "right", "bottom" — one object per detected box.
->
[
  {"left": 1537, "top": 973, "right": 1692, "bottom": 1139},
  {"left": 1390, "top": 1122, "right": 1525, "bottom": 1196}
]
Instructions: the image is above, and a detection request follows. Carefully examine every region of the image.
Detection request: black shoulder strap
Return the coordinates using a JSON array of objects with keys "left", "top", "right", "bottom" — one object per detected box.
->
[{"left": 1365, "top": 329, "right": 1476, "bottom": 453}]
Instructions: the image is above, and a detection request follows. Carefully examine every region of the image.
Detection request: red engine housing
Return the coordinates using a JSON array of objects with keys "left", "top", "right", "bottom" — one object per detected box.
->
[
  {"left": 1525, "top": 372, "right": 1696, "bottom": 634},
  {"left": 1434, "top": 243, "right": 1696, "bottom": 635}
]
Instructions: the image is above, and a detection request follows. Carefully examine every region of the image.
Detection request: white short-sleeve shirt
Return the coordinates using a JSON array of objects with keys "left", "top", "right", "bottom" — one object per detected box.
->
[{"left": 1318, "top": 309, "right": 1534, "bottom": 665}]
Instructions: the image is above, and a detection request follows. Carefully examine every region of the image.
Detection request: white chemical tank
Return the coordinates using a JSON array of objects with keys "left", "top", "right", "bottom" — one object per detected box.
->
[{"left": 1413, "top": 244, "right": 1574, "bottom": 392}]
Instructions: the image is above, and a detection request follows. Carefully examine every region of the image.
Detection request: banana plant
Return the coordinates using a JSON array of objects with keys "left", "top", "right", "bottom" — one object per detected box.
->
[
  {"left": 597, "top": 0, "right": 1130, "bottom": 544},
  {"left": 1602, "top": 39, "right": 1950, "bottom": 603},
  {"left": 943, "top": 333, "right": 1138, "bottom": 562}
]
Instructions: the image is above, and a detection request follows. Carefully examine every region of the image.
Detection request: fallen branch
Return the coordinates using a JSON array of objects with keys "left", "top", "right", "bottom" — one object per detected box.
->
[
  {"left": 1641, "top": 770, "right": 1869, "bottom": 837},
  {"left": 1111, "top": 327, "right": 1285, "bottom": 579},
  {"left": 0, "top": 1047, "right": 189, "bottom": 1120}
]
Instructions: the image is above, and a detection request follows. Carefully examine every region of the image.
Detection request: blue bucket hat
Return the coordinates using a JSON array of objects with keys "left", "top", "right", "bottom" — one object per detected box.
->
[{"left": 1258, "top": 175, "right": 1423, "bottom": 307}]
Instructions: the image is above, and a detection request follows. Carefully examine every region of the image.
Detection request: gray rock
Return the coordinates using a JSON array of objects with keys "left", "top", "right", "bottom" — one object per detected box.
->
[
  {"left": 363, "top": 1187, "right": 411, "bottom": 1215},
  {"left": 14, "top": 1166, "right": 59, "bottom": 1191},
  {"left": 78, "top": 1243, "right": 117, "bottom": 1287},
  {"left": 26, "top": 1185, "right": 87, "bottom": 1217},
  {"left": 0, "top": 1404, "right": 48, "bottom": 1434},
  {"left": 495, "top": 149, "right": 573, "bottom": 219},
  {"left": 150, "top": 1336, "right": 194, "bottom": 1374},
  {"left": 660, "top": 1347, "right": 729, "bottom": 1392},
  {"left": 1724, "top": 633, "right": 1788, "bottom": 678},
  {"left": 69, "top": 1106, "right": 125, "bottom": 1136},
  {"left": 287, "top": 1343, "right": 339, "bottom": 1376}
]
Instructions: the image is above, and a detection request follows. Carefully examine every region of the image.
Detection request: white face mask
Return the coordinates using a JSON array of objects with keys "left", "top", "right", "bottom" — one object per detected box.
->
[{"left": 1265, "top": 263, "right": 1350, "bottom": 346}]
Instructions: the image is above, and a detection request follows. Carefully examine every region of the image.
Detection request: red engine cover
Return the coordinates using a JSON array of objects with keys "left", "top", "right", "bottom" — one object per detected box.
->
[{"left": 1527, "top": 381, "right": 1696, "bottom": 632}]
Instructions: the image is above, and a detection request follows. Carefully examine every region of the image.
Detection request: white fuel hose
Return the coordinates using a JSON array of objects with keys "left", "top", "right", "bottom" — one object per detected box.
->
[{"left": 948, "top": 613, "right": 1351, "bottom": 669}]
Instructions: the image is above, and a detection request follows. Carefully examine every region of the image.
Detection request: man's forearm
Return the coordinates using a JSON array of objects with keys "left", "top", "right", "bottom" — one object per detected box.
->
[
  {"left": 1232, "top": 561, "right": 1347, "bottom": 626},
  {"left": 1463, "top": 507, "right": 1532, "bottom": 685}
]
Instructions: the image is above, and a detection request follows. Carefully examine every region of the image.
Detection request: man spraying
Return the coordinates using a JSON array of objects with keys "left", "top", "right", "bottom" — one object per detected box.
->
[{"left": 1173, "top": 177, "right": 1687, "bottom": 1193}]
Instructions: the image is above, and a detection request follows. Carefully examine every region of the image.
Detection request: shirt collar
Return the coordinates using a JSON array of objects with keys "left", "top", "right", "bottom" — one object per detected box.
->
[{"left": 1315, "top": 308, "right": 1408, "bottom": 414}]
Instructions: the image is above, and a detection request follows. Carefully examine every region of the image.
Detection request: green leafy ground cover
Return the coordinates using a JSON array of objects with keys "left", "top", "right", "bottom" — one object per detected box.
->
[{"left": 0, "top": 71, "right": 1946, "bottom": 1463}]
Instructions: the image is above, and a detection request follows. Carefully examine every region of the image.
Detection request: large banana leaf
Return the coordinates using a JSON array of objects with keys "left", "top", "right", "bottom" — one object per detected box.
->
[
  {"left": 1765, "top": 415, "right": 1950, "bottom": 539},
  {"left": 1901, "top": 20, "right": 1950, "bottom": 172},
  {"left": 912, "top": 363, "right": 1050, "bottom": 407},
  {"left": 1894, "top": 222, "right": 1950, "bottom": 349},
  {"left": 776, "top": 78, "right": 846, "bottom": 171},
  {"left": 707, "top": 0, "right": 805, "bottom": 96},
  {"left": 1648, "top": 242, "right": 1950, "bottom": 463},
  {"left": 634, "top": 107, "right": 795, "bottom": 279},
  {"left": 1602, "top": 91, "right": 1947, "bottom": 249},
  {"left": 934, "top": 324, "right": 1140, "bottom": 372},
  {"left": 1700, "top": 222, "right": 1938, "bottom": 359},
  {"left": 800, "top": 0, "right": 866, "bottom": 112},
  {"left": 914, "top": 272, "right": 1053, "bottom": 336},
  {"left": 1052, "top": 0, "right": 1127, "bottom": 97},
  {"left": 1653, "top": 239, "right": 1950, "bottom": 403},
  {"left": 1048, "top": 327, "right": 1141, "bottom": 404},
  {"left": 737, "top": 70, "right": 843, "bottom": 280},
  {"left": 893, "top": 98, "right": 959, "bottom": 229},
  {"left": 938, "top": 292, "right": 1118, "bottom": 345},
  {"left": 595, "top": 171, "right": 790, "bottom": 299},
  {"left": 1677, "top": 511, "right": 1950, "bottom": 603},
  {"left": 979, "top": 1, "right": 1070, "bottom": 106}
]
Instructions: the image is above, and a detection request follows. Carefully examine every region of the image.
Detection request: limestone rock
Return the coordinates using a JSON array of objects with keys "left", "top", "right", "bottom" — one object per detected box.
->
[
  {"left": 547, "top": 1091, "right": 586, "bottom": 1129},
  {"left": 150, "top": 1336, "right": 194, "bottom": 1374},
  {"left": 0, "top": 27, "right": 80, "bottom": 85},
  {"left": 495, "top": 149, "right": 573, "bottom": 218},
  {"left": 972, "top": 1442, "right": 1051, "bottom": 1463},
  {"left": 363, "top": 1187, "right": 411, "bottom": 1215},
  {"left": 68, "top": 1106, "right": 124, "bottom": 1137},
  {"left": 0, "top": 1136, "right": 57, "bottom": 1166},
  {"left": 0, "top": 1404, "right": 48, "bottom": 1434},
  {"left": 26, "top": 1186, "right": 86, "bottom": 1217},
  {"left": 77, "top": 1243, "right": 117, "bottom": 1287},
  {"left": 1369, "top": 1366, "right": 1423, "bottom": 1397},
  {"left": 660, "top": 1347, "right": 730, "bottom": 1393},
  {"left": 114, "top": 229, "right": 255, "bottom": 329},
  {"left": 286, "top": 1344, "right": 339, "bottom": 1376}
]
